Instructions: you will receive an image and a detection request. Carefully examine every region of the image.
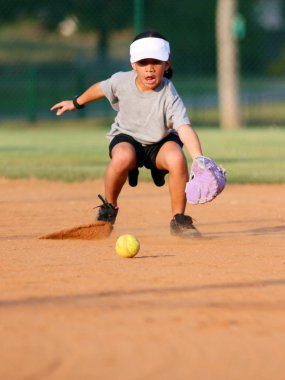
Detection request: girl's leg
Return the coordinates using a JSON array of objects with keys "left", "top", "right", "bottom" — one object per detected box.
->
[
  {"left": 104, "top": 142, "right": 137, "bottom": 206},
  {"left": 155, "top": 141, "right": 189, "bottom": 216}
]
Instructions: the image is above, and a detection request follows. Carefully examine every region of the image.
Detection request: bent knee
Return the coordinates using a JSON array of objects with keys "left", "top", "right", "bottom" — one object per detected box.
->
[
  {"left": 168, "top": 154, "right": 188, "bottom": 173},
  {"left": 157, "top": 146, "right": 187, "bottom": 172},
  {"left": 111, "top": 143, "right": 137, "bottom": 170}
]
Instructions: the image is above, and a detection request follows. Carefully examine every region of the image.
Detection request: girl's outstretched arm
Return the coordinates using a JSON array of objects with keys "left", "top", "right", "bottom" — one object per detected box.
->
[
  {"left": 177, "top": 124, "right": 203, "bottom": 160},
  {"left": 50, "top": 82, "right": 105, "bottom": 116}
]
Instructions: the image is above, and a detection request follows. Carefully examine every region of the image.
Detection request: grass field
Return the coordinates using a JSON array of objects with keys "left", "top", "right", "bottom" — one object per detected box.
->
[{"left": 0, "top": 120, "right": 284, "bottom": 183}]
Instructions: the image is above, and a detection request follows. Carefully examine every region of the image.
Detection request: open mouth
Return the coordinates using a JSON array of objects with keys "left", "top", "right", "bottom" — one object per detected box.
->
[{"left": 145, "top": 76, "right": 156, "bottom": 85}]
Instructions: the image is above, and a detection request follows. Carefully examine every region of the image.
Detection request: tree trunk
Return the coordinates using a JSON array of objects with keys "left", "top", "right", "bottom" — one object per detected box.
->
[{"left": 216, "top": 0, "right": 242, "bottom": 129}]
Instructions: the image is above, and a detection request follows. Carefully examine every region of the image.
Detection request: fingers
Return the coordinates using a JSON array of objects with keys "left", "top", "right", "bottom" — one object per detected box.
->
[
  {"left": 55, "top": 106, "right": 66, "bottom": 116},
  {"left": 50, "top": 102, "right": 65, "bottom": 112},
  {"left": 50, "top": 101, "right": 75, "bottom": 116}
]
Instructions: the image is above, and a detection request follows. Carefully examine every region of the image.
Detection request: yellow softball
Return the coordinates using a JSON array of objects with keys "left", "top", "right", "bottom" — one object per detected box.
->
[{"left": 115, "top": 234, "right": 140, "bottom": 258}]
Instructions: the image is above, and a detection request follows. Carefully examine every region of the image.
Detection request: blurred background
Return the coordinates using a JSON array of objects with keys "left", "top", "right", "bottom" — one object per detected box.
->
[{"left": 0, "top": 0, "right": 284, "bottom": 126}]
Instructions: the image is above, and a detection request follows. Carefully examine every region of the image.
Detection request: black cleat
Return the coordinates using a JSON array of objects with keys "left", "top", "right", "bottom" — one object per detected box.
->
[
  {"left": 170, "top": 213, "right": 200, "bottom": 237},
  {"left": 95, "top": 194, "right": 118, "bottom": 224}
]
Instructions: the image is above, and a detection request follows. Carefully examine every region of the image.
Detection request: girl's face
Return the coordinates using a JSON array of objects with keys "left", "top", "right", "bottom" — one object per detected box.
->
[{"left": 131, "top": 58, "right": 170, "bottom": 92}]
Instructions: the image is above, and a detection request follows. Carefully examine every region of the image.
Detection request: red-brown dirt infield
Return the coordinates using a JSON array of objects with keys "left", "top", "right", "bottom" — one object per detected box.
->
[{"left": 1, "top": 179, "right": 285, "bottom": 380}]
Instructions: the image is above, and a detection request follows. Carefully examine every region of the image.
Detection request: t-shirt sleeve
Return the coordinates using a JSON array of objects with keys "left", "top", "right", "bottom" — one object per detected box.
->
[
  {"left": 99, "top": 72, "right": 122, "bottom": 111},
  {"left": 167, "top": 82, "right": 191, "bottom": 130}
]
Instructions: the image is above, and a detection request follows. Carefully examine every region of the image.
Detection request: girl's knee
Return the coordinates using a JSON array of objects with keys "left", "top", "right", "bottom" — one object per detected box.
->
[
  {"left": 111, "top": 144, "right": 136, "bottom": 170},
  {"left": 165, "top": 150, "right": 187, "bottom": 171}
]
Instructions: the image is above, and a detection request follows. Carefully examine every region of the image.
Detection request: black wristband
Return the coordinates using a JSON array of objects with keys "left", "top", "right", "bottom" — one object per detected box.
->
[{"left": 73, "top": 96, "right": 85, "bottom": 110}]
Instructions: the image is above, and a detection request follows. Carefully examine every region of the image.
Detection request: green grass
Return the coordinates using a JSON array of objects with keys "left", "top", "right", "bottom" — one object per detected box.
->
[
  {"left": 0, "top": 120, "right": 284, "bottom": 183},
  {"left": 196, "top": 127, "right": 285, "bottom": 183},
  {"left": 187, "top": 102, "right": 285, "bottom": 126}
]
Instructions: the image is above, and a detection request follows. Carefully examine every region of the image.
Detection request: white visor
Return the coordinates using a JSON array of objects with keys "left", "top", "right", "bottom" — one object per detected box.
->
[{"left": 130, "top": 37, "right": 170, "bottom": 63}]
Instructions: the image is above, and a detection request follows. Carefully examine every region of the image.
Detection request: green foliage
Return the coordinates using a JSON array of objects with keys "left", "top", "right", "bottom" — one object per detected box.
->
[
  {"left": 268, "top": 49, "right": 285, "bottom": 76},
  {"left": 0, "top": 0, "right": 133, "bottom": 60},
  {"left": 0, "top": 0, "right": 132, "bottom": 31},
  {"left": 145, "top": 0, "right": 217, "bottom": 74},
  {"left": 1, "top": 0, "right": 283, "bottom": 76},
  {"left": 0, "top": 122, "right": 284, "bottom": 183}
]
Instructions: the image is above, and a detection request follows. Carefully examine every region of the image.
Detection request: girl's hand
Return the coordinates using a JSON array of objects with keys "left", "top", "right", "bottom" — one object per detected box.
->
[{"left": 50, "top": 100, "right": 75, "bottom": 116}]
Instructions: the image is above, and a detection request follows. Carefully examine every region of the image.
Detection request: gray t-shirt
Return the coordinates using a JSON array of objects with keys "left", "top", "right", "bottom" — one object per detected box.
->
[{"left": 100, "top": 70, "right": 191, "bottom": 145}]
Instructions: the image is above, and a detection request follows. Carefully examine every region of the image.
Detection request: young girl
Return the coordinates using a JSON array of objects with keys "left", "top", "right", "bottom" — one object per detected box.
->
[{"left": 51, "top": 31, "right": 203, "bottom": 237}]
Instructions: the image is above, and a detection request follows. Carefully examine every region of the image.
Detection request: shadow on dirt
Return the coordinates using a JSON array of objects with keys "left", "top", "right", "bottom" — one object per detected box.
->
[
  {"left": 200, "top": 224, "right": 285, "bottom": 240},
  {"left": 1, "top": 278, "right": 285, "bottom": 309}
]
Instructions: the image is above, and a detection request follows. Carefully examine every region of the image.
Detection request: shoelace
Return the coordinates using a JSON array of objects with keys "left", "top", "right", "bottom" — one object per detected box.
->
[{"left": 94, "top": 194, "right": 116, "bottom": 211}]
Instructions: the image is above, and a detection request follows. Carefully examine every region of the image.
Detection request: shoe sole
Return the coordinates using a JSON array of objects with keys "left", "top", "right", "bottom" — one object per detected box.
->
[{"left": 170, "top": 227, "right": 202, "bottom": 238}]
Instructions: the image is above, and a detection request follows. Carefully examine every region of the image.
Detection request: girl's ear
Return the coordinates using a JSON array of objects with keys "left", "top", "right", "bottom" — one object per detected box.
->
[
  {"left": 165, "top": 60, "right": 171, "bottom": 71},
  {"left": 131, "top": 62, "right": 137, "bottom": 71}
]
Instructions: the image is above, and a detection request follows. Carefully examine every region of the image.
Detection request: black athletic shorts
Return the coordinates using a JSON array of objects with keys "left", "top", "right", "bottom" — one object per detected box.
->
[
  {"left": 108, "top": 132, "right": 183, "bottom": 186},
  {"left": 109, "top": 132, "right": 183, "bottom": 169}
]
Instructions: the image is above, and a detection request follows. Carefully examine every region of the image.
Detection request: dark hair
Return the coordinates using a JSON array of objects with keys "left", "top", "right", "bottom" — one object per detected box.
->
[{"left": 133, "top": 31, "right": 173, "bottom": 79}]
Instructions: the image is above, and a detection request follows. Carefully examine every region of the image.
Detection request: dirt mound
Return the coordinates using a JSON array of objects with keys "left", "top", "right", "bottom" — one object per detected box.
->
[{"left": 40, "top": 221, "right": 113, "bottom": 240}]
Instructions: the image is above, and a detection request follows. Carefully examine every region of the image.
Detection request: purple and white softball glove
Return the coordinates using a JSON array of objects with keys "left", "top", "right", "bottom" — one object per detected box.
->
[{"left": 185, "top": 156, "right": 226, "bottom": 204}]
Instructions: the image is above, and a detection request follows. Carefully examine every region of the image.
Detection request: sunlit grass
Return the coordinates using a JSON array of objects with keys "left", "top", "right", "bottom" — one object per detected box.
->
[{"left": 0, "top": 121, "right": 284, "bottom": 183}]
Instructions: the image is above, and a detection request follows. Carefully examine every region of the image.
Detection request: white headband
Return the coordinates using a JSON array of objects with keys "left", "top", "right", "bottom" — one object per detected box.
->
[{"left": 130, "top": 37, "right": 170, "bottom": 63}]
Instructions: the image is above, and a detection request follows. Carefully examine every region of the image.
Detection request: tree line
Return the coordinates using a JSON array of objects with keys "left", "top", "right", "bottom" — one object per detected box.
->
[{"left": 1, "top": 0, "right": 281, "bottom": 75}]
